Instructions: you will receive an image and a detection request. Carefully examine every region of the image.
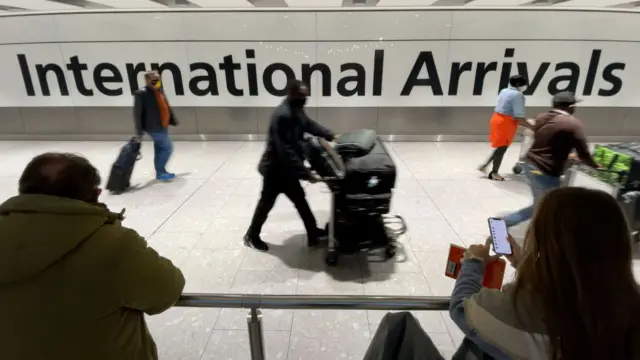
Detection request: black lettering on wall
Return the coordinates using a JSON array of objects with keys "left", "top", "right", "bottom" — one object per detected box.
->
[
  {"left": 372, "top": 50, "right": 384, "bottom": 96},
  {"left": 498, "top": 48, "right": 515, "bottom": 91},
  {"left": 189, "top": 62, "right": 219, "bottom": 96},
  {"left": 448, "top": 62, "right": 472, "bottom": 96},
  {"left": 126, "top": 62, "right": 147, "bottom": 94},
  {"left": 94, "top": 63, "right": 123, "bottom": 96},
  {"left": 401, "top": 51, "right": 443, "bottom": 96},
  {"left": 151, "top": 62, "right": 184, "bottom": 95},
  {"left": 473, "top": 62, "right": 497, "bottom": 96},
  {"left": 246, "top": 49, "right": 259, "bottom": 96},
  {"left": 599, "top": 62, "right": 625, "bottom": 96},
  {"left": 219, "top": 55, "right": 243, "bottom": 96},
  {"left": 17, "top": 54, "right": 35, "bottom": 96},
  {"left": 302, "top": 63, "right": 331, "bottom": 96},
  {"left": 583, "top": 50, "right": 601, "bottom": 96},
  {"left": 66, "top": 55, "right": 93, "bottom": 96},
  {"left": 263, "top": 63, "right": 296, "bottom": 96},
  {"left": 36, "top": 63, "right": 69, "bottom": 96},
  {"left": 337, "top": 63, "right": 365, "bottom": 97},
  {"left": 518, "top": 62, "right": 550, "bottom": 95},
  {"left": 548, "top": 62, "right": 579, "bottom": 94}
]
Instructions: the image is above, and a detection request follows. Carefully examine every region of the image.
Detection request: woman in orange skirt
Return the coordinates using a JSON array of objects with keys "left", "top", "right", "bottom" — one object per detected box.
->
[{"left": 479, "top": 75, "right": 531, "bottom": 181}]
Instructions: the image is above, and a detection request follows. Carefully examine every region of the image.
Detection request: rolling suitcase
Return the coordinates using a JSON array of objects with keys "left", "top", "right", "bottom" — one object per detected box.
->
[
  {"left": 341, "top": 138, "right": 397, "bottom": 214},
  {"left": 106, "top": 137, "right": 141, "bottom": 194}
]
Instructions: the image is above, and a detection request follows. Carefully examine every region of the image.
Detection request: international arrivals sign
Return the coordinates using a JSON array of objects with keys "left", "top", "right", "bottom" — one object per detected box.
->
[{"left": 1, "top": 41, "right": 634, "bottom": 107}]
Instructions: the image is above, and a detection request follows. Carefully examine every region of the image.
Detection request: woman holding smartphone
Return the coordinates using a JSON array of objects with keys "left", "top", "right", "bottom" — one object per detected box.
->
[{"left": 449, "top": 187, "right": 640, "bottom": 359}]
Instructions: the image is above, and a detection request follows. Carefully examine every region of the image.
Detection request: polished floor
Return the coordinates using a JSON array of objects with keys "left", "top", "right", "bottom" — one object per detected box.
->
[{"left": 0, "top": 140, "right": 636, "bottom": 359}]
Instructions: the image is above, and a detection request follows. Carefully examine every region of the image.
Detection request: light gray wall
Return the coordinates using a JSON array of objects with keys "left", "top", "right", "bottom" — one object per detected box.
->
[{"left": 0, "top": 106, "right": 636, "bottom": 141}]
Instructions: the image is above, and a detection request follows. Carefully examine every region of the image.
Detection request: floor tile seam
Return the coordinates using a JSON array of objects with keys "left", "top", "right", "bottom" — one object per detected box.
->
[{"left": 415, "top": 180, "right": 464, "bottom": 249}]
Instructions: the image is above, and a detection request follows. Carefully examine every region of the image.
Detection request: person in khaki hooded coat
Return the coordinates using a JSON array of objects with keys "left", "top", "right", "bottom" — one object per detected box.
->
[{"left": 0, "top": 152, "right": 185, "bottom": 360}]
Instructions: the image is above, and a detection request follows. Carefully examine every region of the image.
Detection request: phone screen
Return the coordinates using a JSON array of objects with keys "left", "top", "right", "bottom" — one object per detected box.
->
[{"left": 488, "top": 218, "right": 512, "bottom": 255}]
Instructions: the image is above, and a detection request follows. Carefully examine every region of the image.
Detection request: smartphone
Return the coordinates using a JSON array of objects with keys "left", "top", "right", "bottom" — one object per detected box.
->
[{"left": 488, "top": 217, "right": 512, "bottom": 255}]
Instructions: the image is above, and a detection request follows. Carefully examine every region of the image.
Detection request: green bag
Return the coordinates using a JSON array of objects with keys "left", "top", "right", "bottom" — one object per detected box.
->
[{"left": 592, "top": 145, "right": 632, "bottom": 186}]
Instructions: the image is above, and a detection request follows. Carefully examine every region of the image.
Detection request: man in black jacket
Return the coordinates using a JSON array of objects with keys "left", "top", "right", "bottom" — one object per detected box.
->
[
  {"left": 244, "top": 80, "right": 335, "bottom": 252},
  {"left": 133, "top": 71, "right": 178, "bottom": 182}
]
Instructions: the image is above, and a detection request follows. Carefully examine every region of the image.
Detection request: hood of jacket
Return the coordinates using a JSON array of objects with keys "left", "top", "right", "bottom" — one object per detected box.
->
[{"left": 0, "top": 194, "right": 123, "bottom": 284}]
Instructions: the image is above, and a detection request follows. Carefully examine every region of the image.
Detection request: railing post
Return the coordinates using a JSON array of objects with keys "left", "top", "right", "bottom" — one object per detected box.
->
[{"left": 247, "top": 308, "right": 266, "bottom": 360}]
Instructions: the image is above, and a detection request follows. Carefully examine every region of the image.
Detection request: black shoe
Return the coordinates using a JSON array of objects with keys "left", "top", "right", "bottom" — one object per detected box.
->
[
  {"left": 307, "top": 228, "right": 328, "bottom": 248},
  {"left": 243, "top": 235, "right": 269, "bottom": 252}
]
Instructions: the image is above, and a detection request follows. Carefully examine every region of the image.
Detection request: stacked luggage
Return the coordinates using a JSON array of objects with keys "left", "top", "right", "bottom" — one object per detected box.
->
[
  {"left": 303, "top": 129, "right": 405, "bottom": 265},
  {"left": 567, "top": 142, "right": 640, "bottom": 242}
]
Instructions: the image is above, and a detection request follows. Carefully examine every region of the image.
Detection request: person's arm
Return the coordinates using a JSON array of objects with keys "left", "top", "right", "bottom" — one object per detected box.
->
[
  {"left": 572, "top": 123, "right": 598, "bottom": 168},
  {"left": 273, "top": 114, "right": 314, "bottom": 180},
  {"left": 449, "top": 259, "right": 510, "bottom": 359},
  {"left": 115, "top": 230, "right": 185, "bottom": 315},
  {"left": 302, "top": 113, "right": 335, "bottom": 141},
  {"left": 133, "top": 92, "right": 144, "bottom": 137}
]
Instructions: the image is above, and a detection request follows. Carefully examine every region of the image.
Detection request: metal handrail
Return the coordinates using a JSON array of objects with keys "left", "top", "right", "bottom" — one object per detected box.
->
[
  {"left": 175, "top": 293, "right": 452, "bottom": 360},
  {"left": 176, "top": 293, "right": 451, "bottom": 310}
]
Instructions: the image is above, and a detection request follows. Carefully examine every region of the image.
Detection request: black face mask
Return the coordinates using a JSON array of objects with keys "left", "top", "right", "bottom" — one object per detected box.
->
[{"left": 290, "top": 97, "right": 307, "bottom": 109}]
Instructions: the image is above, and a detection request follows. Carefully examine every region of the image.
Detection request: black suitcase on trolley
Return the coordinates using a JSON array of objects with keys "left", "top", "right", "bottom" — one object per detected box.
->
[
  {"left": 106, "top": 137, "right": 141, "bottom": 194},
  {"left": 340, "top": 139, "right": 397, "bottom": 214}
]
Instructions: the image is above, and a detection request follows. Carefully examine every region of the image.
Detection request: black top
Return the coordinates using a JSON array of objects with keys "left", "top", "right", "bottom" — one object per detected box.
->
[
  {"left": 133, "top": 86, "right": 178, "bottom": 135},
  {"left": 526, "top": 110, "right": 597, "bottom": 177},
  {"left": 258, "top": 101, "right": 334, "bottom": 180}
]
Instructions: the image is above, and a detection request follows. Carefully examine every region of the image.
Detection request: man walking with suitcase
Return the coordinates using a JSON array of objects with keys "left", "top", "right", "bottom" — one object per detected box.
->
[
  {"left": 244, "top": 80, "right": 336, "bottom": 252},
  {"left": 501, "top": 91, "right": 599, "bottom": 228},
  {"left": 133, "top": 71, "right": 178, "bottom": 182}
]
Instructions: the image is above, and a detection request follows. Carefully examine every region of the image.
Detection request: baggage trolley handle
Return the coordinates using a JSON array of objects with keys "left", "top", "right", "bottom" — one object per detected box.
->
[{"left": 383, "top": 214, "right": 407, "bottom": 240}]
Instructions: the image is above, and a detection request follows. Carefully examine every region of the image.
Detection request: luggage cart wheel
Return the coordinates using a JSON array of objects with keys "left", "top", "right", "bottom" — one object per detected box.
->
[
  {"left": 384, "top": 245, "right": 396, "bottom": 260},
  {"left": 513, "top": 164, "right": 523, "bottom": 174},
  {"left": 325, "top": 250, "right": 339, "bottom": 266}
]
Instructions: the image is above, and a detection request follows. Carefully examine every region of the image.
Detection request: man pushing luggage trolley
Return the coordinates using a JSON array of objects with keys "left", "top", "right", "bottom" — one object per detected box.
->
[{"left": 500, "top": 91, "right": 598, "bottom": 228}]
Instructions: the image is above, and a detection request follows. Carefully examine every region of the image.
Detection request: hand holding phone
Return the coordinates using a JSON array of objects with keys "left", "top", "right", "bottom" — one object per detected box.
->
[{"left": 488, "top": 218, "right": 512, "bottom": 255}]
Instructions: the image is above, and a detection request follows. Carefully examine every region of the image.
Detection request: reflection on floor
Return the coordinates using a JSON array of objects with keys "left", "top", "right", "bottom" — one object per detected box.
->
[{"left": 0, "top": 140, "right": 636, "bottom": 359}]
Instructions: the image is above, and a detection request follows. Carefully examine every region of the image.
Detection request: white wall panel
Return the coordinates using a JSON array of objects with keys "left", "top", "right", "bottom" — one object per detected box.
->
[
  {"left": 561, "top": 0, "right": 627, "bottom": 6},
  {"left": 315, "top": 41, "right": 450, "bottom": 107},
  {"left": 57, "top": 42, "right": 191, "bottom": 106},
  {"left": 444, "top": 40, "right": 635, "bottom": 107},
  {"left": 449, "top": 10, "right": 640, "bottom": 41},
  {"left": 284, "top": 0, "right": 342, "bottom": 6},
  {"left": 0, "top": 9, "right": 639, "bottom": 108},
  {"left": 181, "top": 12, "right": 315, "bottom": 40},
  {"left": 0, "top": 44, "right": 74, "bottom": 106},
  {"left": 189, "top": 0, "right": 253, "bottom": 7},
  {"left": 466, "top": 0, "right": 532, "bottom": 5},
  {"left": 0, "top": 15, "right": 57, "bottom": 44},
  {"left": 0, "top": 0, "right": 80, "bottom": 10},
  {"left": 376, "top": 0, "right": 441, "bottom": 5},
  {"left": 84, "top": 0, "right": 167, "bottom": 8},
  {"left": 315, "top": 11, "right": 452, "bottom": 41},
  {"left": 53, "top": 12, "right": 184, "bottom": 42},
  {"left": 185, "top": 42, "right": 318, "bottom": 106}
]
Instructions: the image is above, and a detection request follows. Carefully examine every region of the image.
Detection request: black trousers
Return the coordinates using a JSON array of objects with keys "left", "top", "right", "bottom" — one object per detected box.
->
[
  {"left": 246, "top": 173, "right": 317, "bottom": 239},
  {"left": 484, "top": 146, "right": 509, "bottom": 174}
]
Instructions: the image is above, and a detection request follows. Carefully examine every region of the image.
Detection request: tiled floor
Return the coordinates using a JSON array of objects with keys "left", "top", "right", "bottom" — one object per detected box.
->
[{"left": 0, "top": 140, "right": 637, "bottom": 359}]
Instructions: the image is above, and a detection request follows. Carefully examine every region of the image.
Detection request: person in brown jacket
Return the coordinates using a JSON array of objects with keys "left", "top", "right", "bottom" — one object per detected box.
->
[
  {"left": 501, "top": 91, "right": 598, "bottom": 228},
  {"left": 0, "top": 153, "right": 185, "bottom": 360}
]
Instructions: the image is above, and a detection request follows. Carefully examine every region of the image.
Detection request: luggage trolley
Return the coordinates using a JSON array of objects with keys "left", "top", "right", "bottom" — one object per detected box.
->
[
  {"left": 304, "top": 131, "right": 407, "bottom": 266},
  {"left": 564, "top": 163, "right": 640, "bottom": 243}
]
